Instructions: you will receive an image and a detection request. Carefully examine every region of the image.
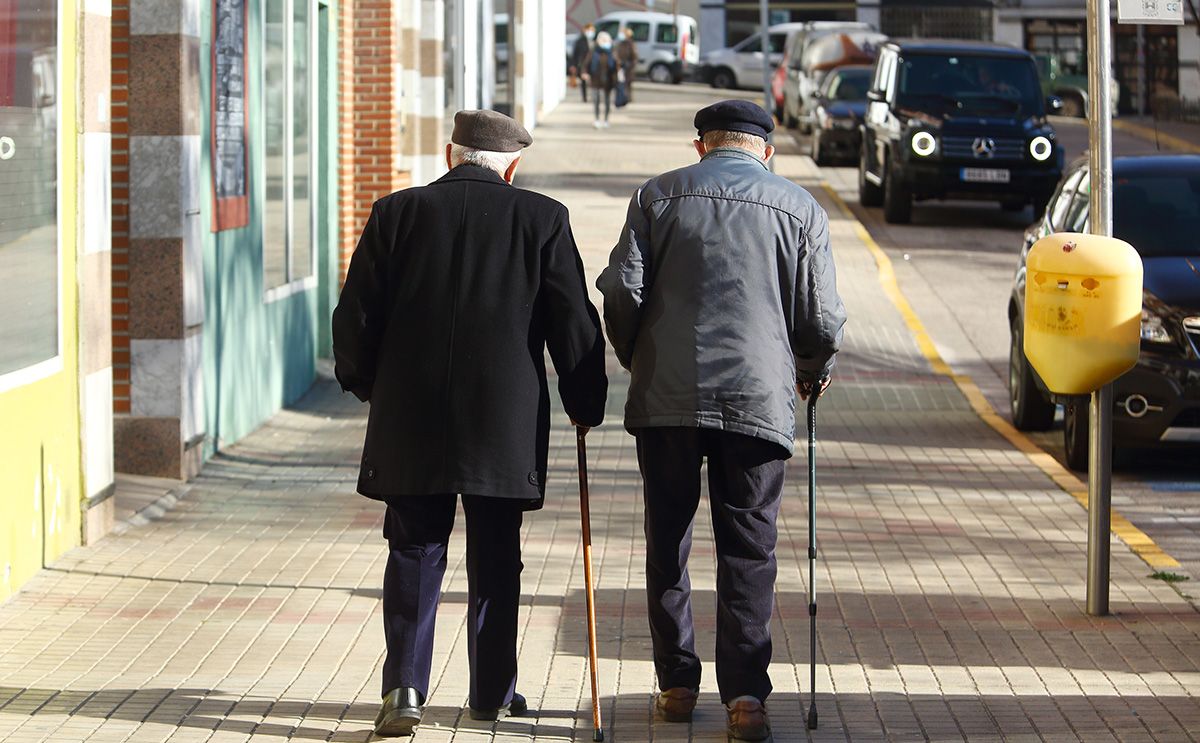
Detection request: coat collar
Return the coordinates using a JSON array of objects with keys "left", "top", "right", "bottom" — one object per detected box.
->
[
  {"left": 435, "top": 164, "right": 511, "bottom": 186},
  {"left": 702, "top": 146, "right": 769, "bottom": 171}
]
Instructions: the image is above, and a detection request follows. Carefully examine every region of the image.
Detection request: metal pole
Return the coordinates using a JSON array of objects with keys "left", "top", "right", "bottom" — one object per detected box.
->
[
  {"left": 1085, "top": 0, "right": 1114, "bottom": 617},
  {"left": 760, "top": 0, "right": 774, "bottom": 171}
]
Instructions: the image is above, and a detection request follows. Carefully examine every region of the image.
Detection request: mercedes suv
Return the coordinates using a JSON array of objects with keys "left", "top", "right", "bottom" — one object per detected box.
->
[{"left": 859, "top": 40, "right": 1065, "bottom": 224}]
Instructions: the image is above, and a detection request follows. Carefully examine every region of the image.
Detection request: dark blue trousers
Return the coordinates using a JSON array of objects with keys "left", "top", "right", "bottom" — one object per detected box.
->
[
  {"left": 381, "top": 494, "right": 524, "bottom": 708},
  {"left": 636, "top": 427, "right": 786, "bottom": 704}
]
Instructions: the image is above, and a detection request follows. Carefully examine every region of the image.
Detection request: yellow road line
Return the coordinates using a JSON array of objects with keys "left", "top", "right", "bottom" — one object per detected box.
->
[
  {"left": 821, "top": 183, "right": 1181, "bottom": 570},
  {"left": 1054, "top": 114, "right": 1200, "bottom": 155}
]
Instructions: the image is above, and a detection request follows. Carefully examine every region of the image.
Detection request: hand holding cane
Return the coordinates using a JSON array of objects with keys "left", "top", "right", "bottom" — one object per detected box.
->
[{"left": 575, "top": 425, "right": 605, "bottom": 742}]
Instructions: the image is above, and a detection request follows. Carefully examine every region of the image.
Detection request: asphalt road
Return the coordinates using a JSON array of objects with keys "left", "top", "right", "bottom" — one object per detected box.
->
[{"left": 787, "top": 118, "right": 1200, "bottom": 588}]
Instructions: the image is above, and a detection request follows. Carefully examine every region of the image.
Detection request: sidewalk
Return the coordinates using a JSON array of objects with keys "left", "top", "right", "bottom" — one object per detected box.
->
[{"left": 1, "top": 85, "right": 1198, "bottom": 742}]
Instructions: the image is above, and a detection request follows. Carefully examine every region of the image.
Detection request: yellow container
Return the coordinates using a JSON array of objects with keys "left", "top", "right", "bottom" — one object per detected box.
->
[{"left": 1024, "top": 232, "right": 1143, "bottom": 395}]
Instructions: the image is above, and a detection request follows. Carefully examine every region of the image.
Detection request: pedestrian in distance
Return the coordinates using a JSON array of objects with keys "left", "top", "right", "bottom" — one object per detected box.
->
[
  {"left": 596, "top": 99, "right": 847, "bottom": 742},
  {"left": 582, "top": 31, "right": 618, "bottom": 129},
  {"left": 572, "top": 24, "right": 594, "bottom": 103},
  {"left": 332, "top": 109, "right": 608, "bottom": 738},
  {"left": 615, "top": 27, "right": 637, "bottom": 104}
]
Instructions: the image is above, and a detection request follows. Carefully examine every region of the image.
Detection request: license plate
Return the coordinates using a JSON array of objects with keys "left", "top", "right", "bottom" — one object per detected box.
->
[{"left": 960, "top": 168, "right": 1011, "bottom": 184}]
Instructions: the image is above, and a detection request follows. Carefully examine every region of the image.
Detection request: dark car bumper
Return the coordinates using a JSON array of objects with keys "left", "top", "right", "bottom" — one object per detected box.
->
[
  {"left": 901, "top": 158, "right": 1062, "bottom": 204},
  {"left": 1108, "top": 353, "right": 1200, "bottom": 446},
  {"left": 817, "top": 126, "right": 862, "bottom": 158}
]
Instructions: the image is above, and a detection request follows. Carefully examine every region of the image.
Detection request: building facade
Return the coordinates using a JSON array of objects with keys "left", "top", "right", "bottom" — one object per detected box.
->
[{"left": 0, "top": 0, "right": 114, "bottom": 602}]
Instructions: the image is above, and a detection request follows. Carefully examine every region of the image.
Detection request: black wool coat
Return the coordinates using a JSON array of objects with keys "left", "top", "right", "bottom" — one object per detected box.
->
[{"left": 332, "top": 165, "right": 608, "bottom": 508}]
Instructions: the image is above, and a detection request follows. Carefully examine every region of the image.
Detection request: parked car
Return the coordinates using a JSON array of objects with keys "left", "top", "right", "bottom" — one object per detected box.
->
[
  {"left": 698, "top": 23, "right": 801, "bottom": 90},
  {"left": 594, "top": 11, "right": 699, "bottom": 84},
  {"left": 794, "top": 30, "right": 885, "bottom": 133},
  {"left": 1007, "top": 155, "right": 1200, "bottom": 469},
  {"left": 780, "top": 21, "right": 874, "bottom": 132},
  {"left": 859, "top": 40, "right": 1065, "bottom": 224},
  {"left": 809, "top": 65, "right": 872, "bottom": 165}
]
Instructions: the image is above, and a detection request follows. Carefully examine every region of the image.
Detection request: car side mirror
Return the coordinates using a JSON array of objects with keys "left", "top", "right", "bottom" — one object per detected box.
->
[
  {"left": 1046, "top": 95, "right": 1064, "bottom": 114},
  {"left": 867, "top": 89, "right": 884, "bottom": 102}
]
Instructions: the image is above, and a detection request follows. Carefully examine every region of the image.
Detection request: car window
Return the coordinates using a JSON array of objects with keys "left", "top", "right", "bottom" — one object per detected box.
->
[
  {"left": 1064, "top": 172, "right": 1090, "bottom": 233},
  {"left": 626, "top": 22, "right": 650, "bottom": 42},
  {"left": 596, "top": 20, "right": 620, "bottom": 39},
  {"left": 656, "top": 23, "right": 678, "bottom": 44},
  {"left": 1048, "top": 170, "right": 1084, "bottom": 230},
  {"left": 740, "top": 36, "right": 761, "bottom": 53},
  {"left": 897, "top": 53, "right": 1044, "bottom": 116},
  {"left": 769, "top": 33, "right": 786, "bottom": 54},
  {"left": 689, "top": 22, "right": 698, "bottom": 46},
  {"left": 824, "top": 68, "right": 872, "bottom": 100},
  {"left": 1114, "top": 173, "right": 1200, "bottom": 258}
]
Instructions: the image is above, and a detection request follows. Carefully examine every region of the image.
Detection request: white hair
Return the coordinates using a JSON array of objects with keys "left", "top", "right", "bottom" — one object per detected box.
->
[
  {"left": 702, "top": 130, "right": 768, "bottom": 157},
  {"left": 450, "top": 143, "right": 521, "bottom": 175}
]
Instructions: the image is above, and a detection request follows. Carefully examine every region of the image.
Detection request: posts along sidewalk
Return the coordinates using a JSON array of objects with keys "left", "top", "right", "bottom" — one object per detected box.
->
[{"left": 0, "top": 85, "right": 1197, "bottom": 742}]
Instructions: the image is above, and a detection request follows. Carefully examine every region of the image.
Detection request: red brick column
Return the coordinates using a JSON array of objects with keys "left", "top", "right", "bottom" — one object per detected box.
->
[
  {"left": 338, "top": 0, "right": 412, "bottom": 285},
  {"left": 111, "top": 0, "right": 131, "bottom": 414}
]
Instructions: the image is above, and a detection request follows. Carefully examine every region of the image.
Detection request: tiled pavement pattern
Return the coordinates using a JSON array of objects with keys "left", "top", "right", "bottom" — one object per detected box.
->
[{"left": 2, "top": 85, "right": 1199, "bottom": 742}]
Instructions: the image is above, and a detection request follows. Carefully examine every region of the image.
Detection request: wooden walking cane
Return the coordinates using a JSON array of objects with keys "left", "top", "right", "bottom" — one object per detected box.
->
[{"left": 576, "top": 426, "right": 605, "bottom": 742}]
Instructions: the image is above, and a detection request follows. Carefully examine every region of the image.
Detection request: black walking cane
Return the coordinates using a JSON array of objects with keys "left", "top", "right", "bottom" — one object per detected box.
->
[
  {"left": 805, "top": 395, "right": 820, "bottom": 730},
  {"left": 576, "top": 426, "right": 605, "bottom": 742}
]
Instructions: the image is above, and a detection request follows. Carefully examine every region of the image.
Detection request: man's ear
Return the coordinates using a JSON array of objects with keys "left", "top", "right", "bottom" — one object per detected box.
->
[
  {"left": 763, "top": 144, "right": 776, "bottom": 163},
  {"left": 504, "top": 155, "right": 521, "bottom": 184},
  {"left": 445, "top": 143, "right": 453, "bottom": 171},
  {"left": 693, "top": 139, "right": 707, "bottom": 159}
]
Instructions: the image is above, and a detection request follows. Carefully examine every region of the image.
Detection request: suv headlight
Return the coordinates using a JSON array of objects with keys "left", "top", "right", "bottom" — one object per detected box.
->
[
  {"left": 1029, "top": 135, "right": 1053, "bottom": 162},
  {"left": 911, "top": 131, "right": 937, "bottom": 157},
  {"left": 1141, "top": 309, "right": 1173, "bottom": 344}
]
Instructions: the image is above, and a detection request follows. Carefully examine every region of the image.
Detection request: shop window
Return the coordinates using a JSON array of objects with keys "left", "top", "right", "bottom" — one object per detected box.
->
[
  {"left": 263, "top": 0, "right": 314, "bottom": 296},
  {"left": 0, "top": 0, "right": 59, "bottom": 380}
]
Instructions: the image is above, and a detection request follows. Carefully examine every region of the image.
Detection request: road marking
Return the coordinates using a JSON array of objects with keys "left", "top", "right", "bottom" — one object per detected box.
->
[
  {"left": 821, "top": 182, "right": 1182, "bottom": 571},
  {"left": 1053, "top": 114, "right": 1200, "bottom": 155}
]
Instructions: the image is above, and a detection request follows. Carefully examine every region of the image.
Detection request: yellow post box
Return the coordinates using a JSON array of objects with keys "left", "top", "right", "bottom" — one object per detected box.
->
[{"left": 1023, "top": 233, "right": 1143, "bottom": 395}]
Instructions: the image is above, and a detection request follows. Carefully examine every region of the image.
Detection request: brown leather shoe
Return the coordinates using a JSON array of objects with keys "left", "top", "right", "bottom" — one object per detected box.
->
[
  {"left": 655, "top": 687, "right": 698, "bottom": 722},
  {"left": 726, "top": 697, "right": 771, "bottom": 741}
]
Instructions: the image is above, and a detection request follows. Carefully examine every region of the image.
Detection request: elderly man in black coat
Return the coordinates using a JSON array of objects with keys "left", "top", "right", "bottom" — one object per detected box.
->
[{"left": 333, "top": 109, "right": 608, "bottom": 738}]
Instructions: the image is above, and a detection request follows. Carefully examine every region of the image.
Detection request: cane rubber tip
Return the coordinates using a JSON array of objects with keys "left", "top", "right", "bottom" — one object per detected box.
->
[
  {"left": 593, "top": 729, "right": 605, "bottom": 741},
  {"left": 807, "top": 708, "right": 818, "bottom": 729}
]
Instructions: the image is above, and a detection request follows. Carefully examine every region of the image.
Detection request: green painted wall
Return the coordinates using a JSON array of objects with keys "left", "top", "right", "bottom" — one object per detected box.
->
[{"left": 199, "top": 0, "right": 340, "bottom": 452}]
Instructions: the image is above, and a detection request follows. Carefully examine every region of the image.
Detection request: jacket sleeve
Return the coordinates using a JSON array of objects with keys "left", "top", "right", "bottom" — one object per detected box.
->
[
  {"left": 542, "top": 206, "right": 609, "bottom": 427},
  {"left": 332, "top": 202, "right": 389, "bottom": 402},
  {"left": 596, "top": 188, "right": 651, "bottom": 370},
  {"left": 792, "top": 206, "right": 847, "bottom": 383}
]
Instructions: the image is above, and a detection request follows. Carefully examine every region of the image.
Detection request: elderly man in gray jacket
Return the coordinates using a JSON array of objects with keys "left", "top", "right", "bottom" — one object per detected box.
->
[{"left": 597, "top": 99, "right": 846, "bottom": 742}]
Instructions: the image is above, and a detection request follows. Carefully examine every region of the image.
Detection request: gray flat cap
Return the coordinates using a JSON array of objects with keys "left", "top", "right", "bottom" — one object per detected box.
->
[{"left": 451, "top": 109, "right": 533, "bottom": 153}]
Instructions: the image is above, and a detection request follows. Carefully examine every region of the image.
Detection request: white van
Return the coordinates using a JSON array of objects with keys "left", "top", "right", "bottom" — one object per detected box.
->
[{"left": 594, "top": 11, "right": 700, "bottom": 84}]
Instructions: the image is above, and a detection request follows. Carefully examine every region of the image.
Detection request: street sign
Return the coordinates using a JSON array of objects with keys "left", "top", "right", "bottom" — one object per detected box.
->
[{"left": 1117, "top": 0, "right": 1184, "bottom": 25}]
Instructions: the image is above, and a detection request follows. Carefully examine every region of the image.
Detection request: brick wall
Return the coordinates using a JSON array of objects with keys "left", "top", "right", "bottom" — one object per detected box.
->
[
  {"left": 111, "top": 0, "right": 131, "bottom": 414},
  {"left": 338, "top": 0, "right": 412, "bottom": 284}
]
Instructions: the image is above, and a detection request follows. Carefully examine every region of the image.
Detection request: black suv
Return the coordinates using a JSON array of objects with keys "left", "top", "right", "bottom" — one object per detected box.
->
[
  {"left": 858, "top": 40, "right": 1064, "bottom": 224},
  {"left": 1008, "top": 155, "right": 1200, "bottom": 470}
]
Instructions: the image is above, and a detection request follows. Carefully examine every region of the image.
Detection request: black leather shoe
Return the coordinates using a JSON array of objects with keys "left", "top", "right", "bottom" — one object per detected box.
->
[
  {"left": 375, "top": 687, "right": 423, "bottom": 737},
  {"left": 468, "top": 692, "right": 528, "bottom": 721}
]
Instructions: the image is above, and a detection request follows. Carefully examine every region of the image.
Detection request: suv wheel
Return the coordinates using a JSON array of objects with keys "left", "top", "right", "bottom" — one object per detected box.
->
[
  {"left": 1031, "top": 192, "right": 1051, "bottom": 219},
  {"left": 882, "top": 160, "right": 912, "bottom": 224},
  {"left": 858, "top": 148, "right": 883, "bottom": 207},
  {"left": 1009, "top": 321, "right": 1055, "bottom": 431},
  {"left": 649, "top": 63, "right": 673, "bottom": 84},
  {"left": 711, "top": 67, "right": 735, "bottom": 89}
]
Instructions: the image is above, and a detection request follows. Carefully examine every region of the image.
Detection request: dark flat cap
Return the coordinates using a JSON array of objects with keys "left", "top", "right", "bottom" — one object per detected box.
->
[
  {"left": 452, "top": 109, "right": 533, "bottom": 152},
  {"left": 694, "top": 99, "right": 775, "bottom": 141}
]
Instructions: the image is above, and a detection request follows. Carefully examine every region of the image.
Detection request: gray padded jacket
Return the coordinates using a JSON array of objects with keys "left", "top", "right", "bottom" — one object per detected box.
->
[{"left": 597, "top": 147, "right": 847, "bottom": 453}]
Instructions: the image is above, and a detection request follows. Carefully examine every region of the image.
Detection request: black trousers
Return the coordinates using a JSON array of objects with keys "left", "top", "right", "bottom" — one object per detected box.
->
[
  {"left": 381, "top": 494, "right": 524, "bottom": 708},
  {"left": 594, "top": 88, "right": 611, "bottom": 121},
  {"left": 636, "top": 427, "right": 786, "bottom": 704}
]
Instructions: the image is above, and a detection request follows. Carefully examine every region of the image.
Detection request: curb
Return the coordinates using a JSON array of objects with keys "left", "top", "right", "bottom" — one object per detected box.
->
[{"left": 820, "top": 182, "right": 1182, "bottom": 572}]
